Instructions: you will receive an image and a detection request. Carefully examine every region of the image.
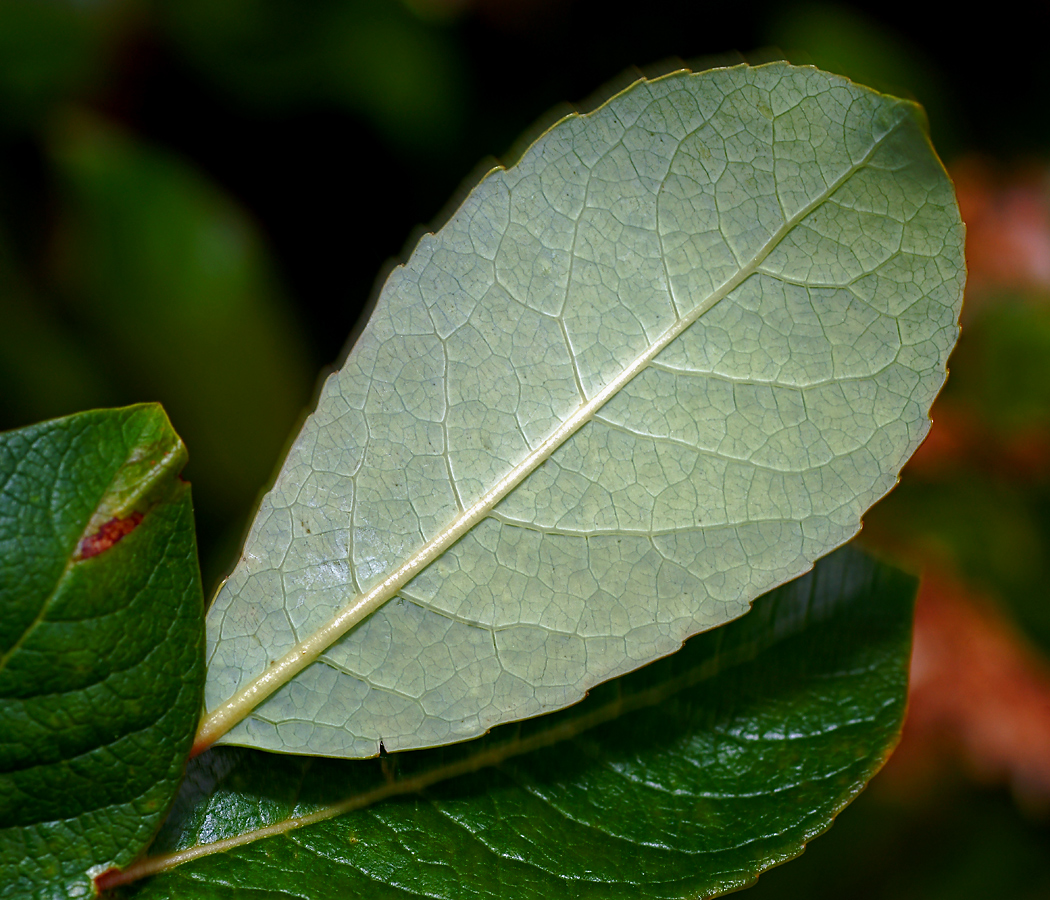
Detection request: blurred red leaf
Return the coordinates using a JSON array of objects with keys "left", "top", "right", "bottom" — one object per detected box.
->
[
  {"left": 953, "top": 156, "right": 1050, "bottom": 300},
  {"left": 885, "top": 573, "right": 1050, "bottom": 805},
  {"left": 905, "top": 407, "right": 1050, "bottom": 481}
]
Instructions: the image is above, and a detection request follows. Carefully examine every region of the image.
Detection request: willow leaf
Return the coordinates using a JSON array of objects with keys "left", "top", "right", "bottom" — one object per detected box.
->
[{"left": 201, "top": 62, "right": 963, "bottom": 757}]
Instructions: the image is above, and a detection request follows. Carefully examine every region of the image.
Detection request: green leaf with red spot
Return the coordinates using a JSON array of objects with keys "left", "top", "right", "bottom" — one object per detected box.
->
[{"left": 0, "top": 404, "right": 205, "bottom": 899}]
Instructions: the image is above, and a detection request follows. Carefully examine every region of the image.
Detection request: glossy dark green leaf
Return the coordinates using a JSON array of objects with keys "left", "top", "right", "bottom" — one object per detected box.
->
[
  {"left": 0, "top": 405, "right": 205, "bottom": 900},
  {"left": 114, "top": 546, "right": 914, "bottom": 900}
]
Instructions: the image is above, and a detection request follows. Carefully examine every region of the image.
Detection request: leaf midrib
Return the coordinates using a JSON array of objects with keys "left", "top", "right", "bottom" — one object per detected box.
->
[{"left": 196, "top": 107, "right": 904, "bottom": 750}]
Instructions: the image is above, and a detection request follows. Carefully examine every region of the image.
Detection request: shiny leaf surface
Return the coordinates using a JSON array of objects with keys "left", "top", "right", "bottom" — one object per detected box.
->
[{"left": 0, "top": 405, "right": 205, "bottom": 899}]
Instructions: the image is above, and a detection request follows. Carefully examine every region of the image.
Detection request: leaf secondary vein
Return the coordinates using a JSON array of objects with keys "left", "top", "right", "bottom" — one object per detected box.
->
[{"left": 195, "top": 112, "right": 898, "bottom": 753}]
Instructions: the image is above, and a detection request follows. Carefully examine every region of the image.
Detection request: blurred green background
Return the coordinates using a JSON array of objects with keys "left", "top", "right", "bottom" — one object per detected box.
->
[{"left": 3, "top": 1, "right": 1049, "bottom": 896}]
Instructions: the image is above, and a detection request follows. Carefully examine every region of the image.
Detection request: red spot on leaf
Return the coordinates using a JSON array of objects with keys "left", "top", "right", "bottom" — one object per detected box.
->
[
  {"left": 94, "top": 866, "right": 125, "bottom": 892},
  {"left": 78, "top": 512, "right": 144, "bottom": 560}
]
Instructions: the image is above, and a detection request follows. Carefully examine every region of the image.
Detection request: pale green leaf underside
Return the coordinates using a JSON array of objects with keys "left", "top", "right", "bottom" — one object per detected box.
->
[{"left": 205, "top": 62, "right": 963, "bottom": 757}]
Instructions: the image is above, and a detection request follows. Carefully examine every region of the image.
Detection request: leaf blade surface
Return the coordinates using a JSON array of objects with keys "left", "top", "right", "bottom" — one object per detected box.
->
[
  {"left": 0, "top": 405, "right": 205, "bottom": 899},
  {"left": 204, "top": 62, "right": 963, "bottom": 756}
]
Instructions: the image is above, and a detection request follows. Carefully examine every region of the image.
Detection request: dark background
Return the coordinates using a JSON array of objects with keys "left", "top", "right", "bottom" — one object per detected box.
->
[{"left": 3, "top": 2, "right": 1049, "bottom": 896}]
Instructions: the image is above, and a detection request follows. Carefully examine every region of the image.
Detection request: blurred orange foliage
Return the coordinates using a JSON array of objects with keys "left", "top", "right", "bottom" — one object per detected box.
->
[
  {"left": 953, "top": 156, "right": 1050, "bottom": 302},
  {"left": 876, "top": 156, "right": 1050, "bottom": 807},
  {"left": 886, "top": 575, "right": 1050, "bottom": 806}
]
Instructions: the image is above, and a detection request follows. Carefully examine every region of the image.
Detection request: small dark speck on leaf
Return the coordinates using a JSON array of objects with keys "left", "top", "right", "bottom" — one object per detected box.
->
[
  {"left": 379, "top": 739, "right": 399, "bottom": 783},
  {"left": 77, "top": 512, "right": 144, "bottom": 560}
]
